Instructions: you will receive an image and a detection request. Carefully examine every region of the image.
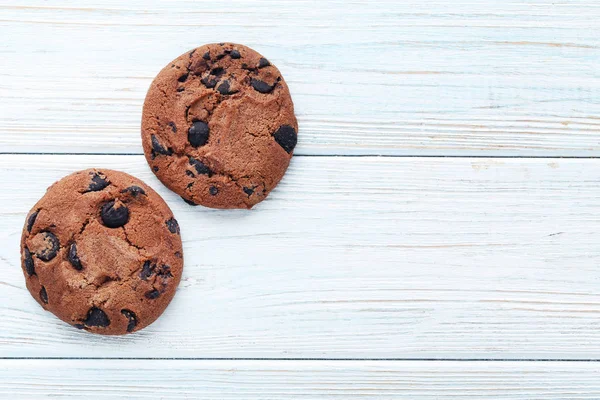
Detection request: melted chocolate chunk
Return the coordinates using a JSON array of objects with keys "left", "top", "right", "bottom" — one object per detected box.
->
[
  {"left": 243, "top": 186, "right": 255, "bottom": 197},
  {"left": 140, "top": 260, "right": 172, "bottom": 281},
  {"left": 156, "top": 265, "right": 173, "bottom": 279},
  {"left": 189, "top": 157, "right": 212, "bottom": 176},
  {"left": 84, "top": 307, "right": 110, "bottom": 327},
  {"left": 68, "top": 243, "right": 83, "bottom": 270},
  {"left": 151, "top": 135, "right": 173, "bottom": 156},
  {"left": 23, "top": 247, "right": 35, "bottom": 276},
  {"left": 40, "top": 286, "right": 48, "bottom": 304},
  {"left": 34, "top": 232, "right": 60, "bottom": 262},
  {"left": 86, "top": 172, "right": 109, "bottom": 192},
  {"left": 27, "top": 210, "right": 39, "bottom": 232},
  {"left": 217, "top": 80, "right": 237, "bottom": 95},
  {"left": 166, "top": 218, "right": 180, "bottom": 234},
  {"left": 182, "top": 197, "right": 198, "bottom": 206},
  {"left": 210, "top": 67, "right": 225, "bottom": 76},
  {"left": 120, "top": 186, "right": 146, "bottom": 197},
  {"left": 121, "top": 309, "right": 137, "bottom": 333},
  {"left": 251, "top": 78, "right": 276, "bottom": 93},
  {"left": 273, "top": 125, "right": 298, "bottom": 153},
  {"left": 188, "top": 121, "right": 210, "bottom": 147},
  {"left": 258, "top": 57, "right": 270, "bottom": 68},
  {"left": 201, "top": 76, "right": 218, "bottom": 88},
  {"left": 101, "top": 201, "right": 130, "bottom": 228},
  {"left": 140, "top": 260, "right": 154, "bottom": 281}
]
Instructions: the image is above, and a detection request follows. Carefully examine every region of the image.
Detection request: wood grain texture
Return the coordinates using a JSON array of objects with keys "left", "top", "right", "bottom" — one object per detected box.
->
[
  {"left": 1, "top": 0, "right": 599, "bottom": 156},
  {"left": 1, "top": 154, "right": 599, "bottom": 358},
  {"left": 1, "top": 360, "right": 600, "bottom": 399}
]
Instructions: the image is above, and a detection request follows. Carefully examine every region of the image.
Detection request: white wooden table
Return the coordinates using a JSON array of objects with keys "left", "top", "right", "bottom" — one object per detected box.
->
[{"left": 1, "top": 1, "right": 599, "bottom": 398}]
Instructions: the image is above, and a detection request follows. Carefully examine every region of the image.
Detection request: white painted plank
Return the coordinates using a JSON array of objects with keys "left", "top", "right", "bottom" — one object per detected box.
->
[
  {"left": 1, "top": 0, "right": 599, "bottom": 156},
  {"left": 1, "top": 360, "right": 600, "bottom": 399},
  {"left": 0, "top": 155, "right": 599, "bottom": 358}
]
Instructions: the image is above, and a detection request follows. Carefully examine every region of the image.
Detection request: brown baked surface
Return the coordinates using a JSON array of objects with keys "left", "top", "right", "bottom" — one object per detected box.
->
[
  {"left": 20, "top": 169, "right": 183, "bottom": 335},
  {"left": 141, "top": 43, "right": 298, "bottom": 209}
]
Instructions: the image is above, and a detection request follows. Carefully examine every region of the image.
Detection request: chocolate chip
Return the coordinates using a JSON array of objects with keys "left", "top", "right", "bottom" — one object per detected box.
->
[
  {"left": 156, "top": 265, "right": 173, "bottom": 279},
  {"left": 201, "top": 76, "right": 218, "bottom": 88},
  {"left": 120, "top": 185, "right": 146, "bottom": 197},
  {"left": 101, "top": 200, "right": 129, "bottom": 228},
  {"left": 175, "top": 251, "right": 182, "bottom": 258},
  {"left": 188, "top": 121, "right": 209, "bottom": 147},
  {"left": 86, "top": 172, "right": 109, "bottom": 192},
  {"left": 189, "top": 48, "right": 196, "bottom": 58},
  {"left": 273, "top": 125, "right": 297, "bottom": 153},
  {"left": 216, "top": 53, "right": 226, "bottom": 60},
  {"left": 243, "top": 186, "right": 254, "bottom": 197},
  {"left": 166, "top": 218, "right": 180, "bottom": 234},
  {"left": 219, "top": 42, "right": 225, "bottom": 46},
  {"left": 153, "top": 166, "right": 159, "bottom": 172},
  {"left": 121, "top": 309, "right": 137, "bottom": 333},
  {"left": 177, "top": 73, "right": 188, "bottom": 82},
  {"left": 84, "top": 307, "right": 110, "bottom": 327},
  {"left": 23, "top": 247, "right": 35, "bottom": 276},
  {"left": 167, "top": 122, "right": 177, "bottom": 133},
  {"left": 258, "top": 58, "right": 270, "bottom": 68},
  {"left": 35, "top": 232, "right": 60, "bottom": 262},
  {"left": 27, "top": 209, "right": 39, "bottom": 232},
  {"left": 151, "top": 135, "right": 173, "bottom": 156},
  {"left": 176, "top": 87, "right": 185, "bottom": 92},
  {"left": 68, "top": 243, "right": 83, "bottom": 271},
  {"left": 230, "top": 49, "right": 241, "bottom": 59},
  {"left": 182, "top": 197, "right": 198, "bottom": 206},
  {"left": 40, "top": 286, "right": 48, "bottom": 304},
  {"left": 185, "top": 170, "right": 195, "bottom": 178},
  {"left": 145, "top": 289, "right": 160, "bottom": 299},
  {"left": 73, "top": 323, "right": 85, "bottom": 330},
  {"left": 140, "top": 260, "right": 154, "bottom": 280},
  {"left": 140, "top": 261, "right": 171, "bottom": 281},
  {"left": 210, "top": 67, "right": 225, "bottom": 76},
  {"left": 209, "top": 186, "right": 218, "bottom": 196},
  {"left": 251, "top": 78, "right": 276, "bottom": 93},
  {"left": 189, "top": 157, "right": 212, "bottom": 175},
  {"left": 203, "top": 51, "right": 211, "bottom": 60},
  {"left": 217, "top": 80, "right": 236, "bottom": 95}
]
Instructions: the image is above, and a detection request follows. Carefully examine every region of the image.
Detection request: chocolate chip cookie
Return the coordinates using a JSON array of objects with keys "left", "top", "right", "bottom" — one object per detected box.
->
[
  {"left": 141, "top": 43, "right": 298, "bottom": 209},
  {"left": 20, "top": 169, "right": 183, "bottom": 335}
]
